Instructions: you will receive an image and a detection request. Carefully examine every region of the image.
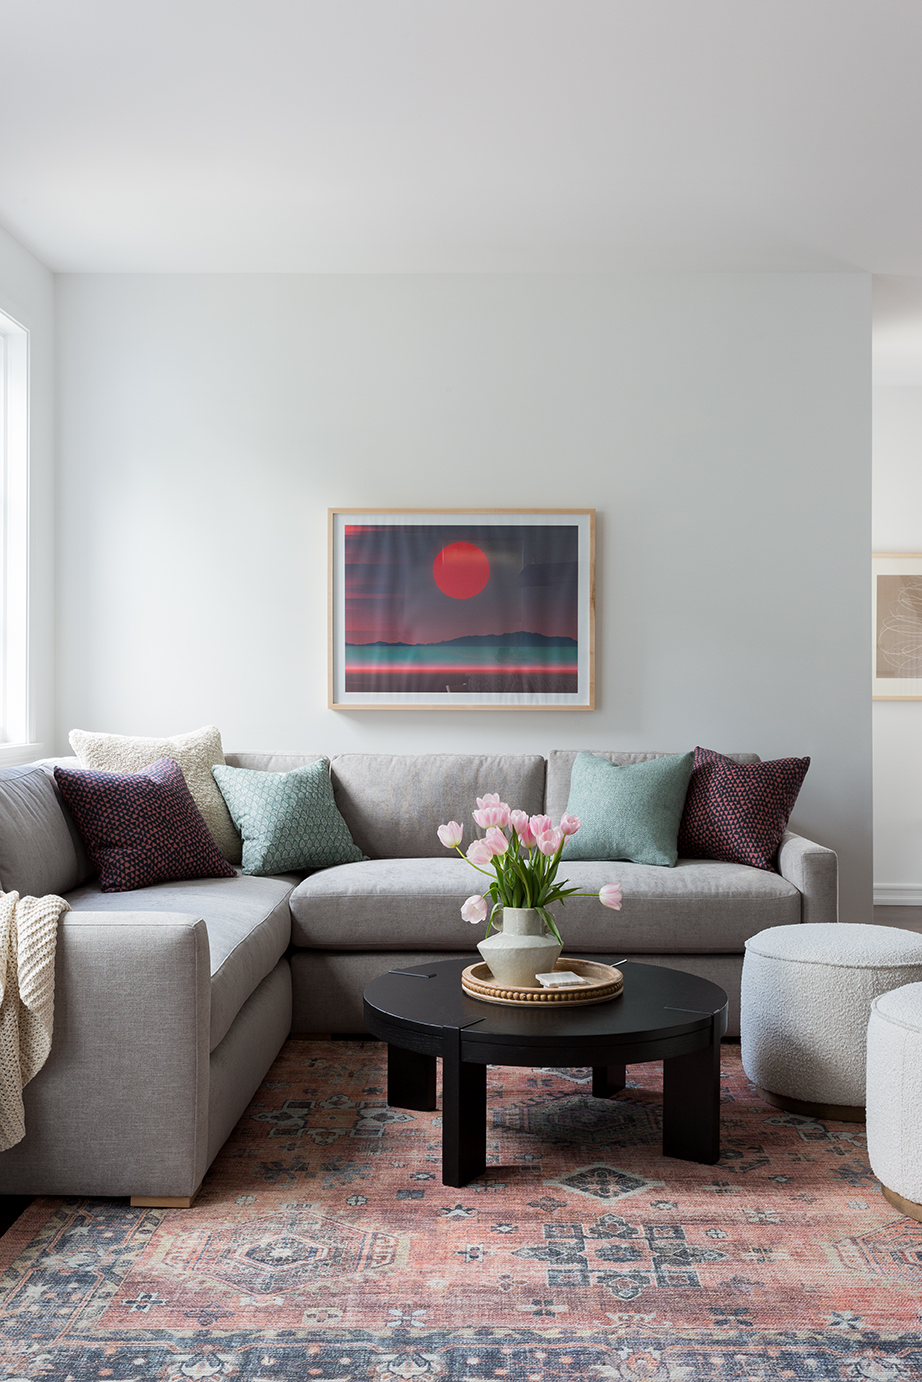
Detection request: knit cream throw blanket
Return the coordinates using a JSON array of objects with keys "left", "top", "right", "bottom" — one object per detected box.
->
[{"left": 0, "top": 890, "right": 70, "bottom": 1151}]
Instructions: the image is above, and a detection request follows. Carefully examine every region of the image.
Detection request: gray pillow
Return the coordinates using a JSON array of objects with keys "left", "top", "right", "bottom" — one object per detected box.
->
[
  {"left": 562, "top": 750, "right": 695, "bottom": 868},
  {"left": 0, "top": 765, "right": 89, "bottom": 896}
]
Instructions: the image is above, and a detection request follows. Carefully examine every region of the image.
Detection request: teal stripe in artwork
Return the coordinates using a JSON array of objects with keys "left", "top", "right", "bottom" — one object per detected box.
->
[{"left": 344, "top": 642, "right": 577, "bottom": 672}]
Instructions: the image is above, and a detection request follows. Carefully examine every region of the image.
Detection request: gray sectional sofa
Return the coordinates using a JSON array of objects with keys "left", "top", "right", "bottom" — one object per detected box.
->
[{"left": 0, "top": 748, "right": 837, "bottom": 1204}]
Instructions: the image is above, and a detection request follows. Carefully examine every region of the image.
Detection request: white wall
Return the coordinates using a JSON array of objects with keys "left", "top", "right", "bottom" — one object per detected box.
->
[
  {"left": 56, "top": 272, "right": 872, "bottom": 922},
  {"left": 872, "top": 386, "right": 922, "bottom": 902},
  {"left": 0, "top": 223, "right": 55, "bottom": 759}
]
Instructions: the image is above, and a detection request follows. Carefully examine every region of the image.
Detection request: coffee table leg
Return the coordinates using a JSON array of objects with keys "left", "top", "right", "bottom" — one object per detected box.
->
[
  {"left": 662, "top": 1018, "right": 722, "bottom": 1164},
  {"left": 592, "top": 1063, "right": 626, "bottom": 1098},
  {"left": 441, "top": 1026, "right": 487, "bottom": 1187},
  {"left": 387, "top": 1044, "right": 437, "bottom": 1111}
]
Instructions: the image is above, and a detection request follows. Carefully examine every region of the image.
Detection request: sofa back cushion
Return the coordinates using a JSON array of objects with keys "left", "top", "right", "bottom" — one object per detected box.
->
[
  {"left": 0, "top": 764, "right": 90, "bottom": 896},
  {"left": 225, "top": 752, "right": 329, "bottom": 774},
  {"left": 545, "top": 749, "right": 761, "bottom": 824},
  {"left": 329, "top": 753, "right": 547, "bottom": 859}
]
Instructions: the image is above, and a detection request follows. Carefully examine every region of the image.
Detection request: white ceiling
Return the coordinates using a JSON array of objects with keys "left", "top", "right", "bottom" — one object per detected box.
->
[
  {"left": 3, "top": 0, "right": 922, "bottom": 376},
  {"left": 1, "top": 0, "right": 921, "bottom": 280}
]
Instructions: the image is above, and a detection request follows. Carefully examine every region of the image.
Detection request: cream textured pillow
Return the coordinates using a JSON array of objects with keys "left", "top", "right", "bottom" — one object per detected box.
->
[{"left": 68, "top": 724, "right": 242, "bottom": 863}]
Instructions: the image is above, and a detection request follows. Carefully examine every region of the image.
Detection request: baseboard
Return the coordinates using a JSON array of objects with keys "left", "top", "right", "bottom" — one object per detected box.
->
[{"left": 874, "top": 885, "right": 922, "bottom": 906}]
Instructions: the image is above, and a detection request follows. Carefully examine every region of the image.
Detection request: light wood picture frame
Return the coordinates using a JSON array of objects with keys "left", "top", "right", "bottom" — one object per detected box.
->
[
  {"left": 329, "top": 509, "right": 595, "bottom": 710},
  {"left": 873, "top": 552, "right": 922, "bottom": 699}
]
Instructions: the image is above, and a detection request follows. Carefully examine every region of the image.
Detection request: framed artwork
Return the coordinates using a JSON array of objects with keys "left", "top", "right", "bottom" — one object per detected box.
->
[
  {"left": 328, "top": 509, "right": 595, "bottom": 709},
  {"left": 873, "top": 553, "right": 922, "bottom": 699}
]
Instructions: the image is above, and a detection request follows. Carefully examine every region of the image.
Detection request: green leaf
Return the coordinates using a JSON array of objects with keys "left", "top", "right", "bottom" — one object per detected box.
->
[{"left": 537, "top": 906, "right": 563, "bottom": 946}]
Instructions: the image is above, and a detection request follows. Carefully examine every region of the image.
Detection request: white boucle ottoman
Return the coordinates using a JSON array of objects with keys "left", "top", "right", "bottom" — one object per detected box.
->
[
  {"left": 741, "top": 923, "right": 922, "bottom": 1120},
  {"left": 866, "top": 982, "right": 922, "bottom": 1222}
]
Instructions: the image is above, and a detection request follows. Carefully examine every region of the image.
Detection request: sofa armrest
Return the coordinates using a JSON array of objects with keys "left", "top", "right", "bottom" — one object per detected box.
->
[
  {"left": 776, "top": 831, "right": 838, "bottom": 925},
  {"left": 0, "top": 911, "right": 211, "bottom": 1199}
]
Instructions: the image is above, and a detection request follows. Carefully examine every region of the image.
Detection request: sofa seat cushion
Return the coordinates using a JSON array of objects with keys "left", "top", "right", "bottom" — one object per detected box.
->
[
  {"left": 288, "top": 855, "right": 800, "bottom": 955},
  {"left": 65, "top": 871, "right": 298, "bottom": 1051},
  {"left": 544, "top": 860, "right": 801, "bottom": 952},
  {"left": 290, "top": 858, "right": 500, "bottom": 950}
]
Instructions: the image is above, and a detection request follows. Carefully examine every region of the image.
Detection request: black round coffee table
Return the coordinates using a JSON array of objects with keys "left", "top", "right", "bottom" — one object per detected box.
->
[{"left": 363, "top": 957, "right": 728, "bottom": 1187}]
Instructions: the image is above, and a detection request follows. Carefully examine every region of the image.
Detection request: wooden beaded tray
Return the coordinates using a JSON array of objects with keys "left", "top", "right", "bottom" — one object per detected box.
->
[{"left": 461, "top": 957, "right": 624, "bottom": 1007}]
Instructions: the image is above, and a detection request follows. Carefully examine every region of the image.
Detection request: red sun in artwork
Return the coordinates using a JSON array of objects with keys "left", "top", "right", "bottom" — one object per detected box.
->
[{"left": 432, "top": 542, "right": 491, "bottom": 599}]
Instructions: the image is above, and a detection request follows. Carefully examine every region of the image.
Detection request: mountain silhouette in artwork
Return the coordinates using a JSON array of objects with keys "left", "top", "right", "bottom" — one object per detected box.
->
[
  {"left": 344, "top": 630, "right": 579, "bottom": 695},
  {"left": 351, "top": 631, "right": 577, "bottom": 649}
]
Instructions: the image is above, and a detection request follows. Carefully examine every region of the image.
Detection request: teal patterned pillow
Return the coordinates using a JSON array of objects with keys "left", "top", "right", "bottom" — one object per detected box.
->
[
  {"left": 212, "top": 760, "right": 366, "bottom": 875},
  {"left": 562, "top": 751, "right": 695, "bottom": 868}
]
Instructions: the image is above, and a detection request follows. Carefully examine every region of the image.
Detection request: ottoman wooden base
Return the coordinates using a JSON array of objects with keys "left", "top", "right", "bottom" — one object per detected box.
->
[
  {"left": 756, "top": 1085, "right": 865, "bottom": 1122},
  {"left": 882, "top": 1183, "right": 922, "bottom": 1223}
]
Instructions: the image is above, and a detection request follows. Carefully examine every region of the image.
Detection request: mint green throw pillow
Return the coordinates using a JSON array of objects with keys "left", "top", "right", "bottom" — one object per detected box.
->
[
  {"left": 212, "top": 760, "right": 366, "bottom": 875},
  {"left": 562, "top": 751, "right": 695, "bottom": 867}
]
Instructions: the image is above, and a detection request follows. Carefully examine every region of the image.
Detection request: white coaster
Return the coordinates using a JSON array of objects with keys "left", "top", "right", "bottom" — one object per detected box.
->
[{"left": 536, "top": 970, "right": 591, "bottom": 988}]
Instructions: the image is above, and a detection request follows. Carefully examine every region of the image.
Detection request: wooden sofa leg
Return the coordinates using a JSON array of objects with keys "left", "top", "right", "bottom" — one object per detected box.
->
[{"left": 130, "top": 1183, "right": 201, "bottom": 1209}]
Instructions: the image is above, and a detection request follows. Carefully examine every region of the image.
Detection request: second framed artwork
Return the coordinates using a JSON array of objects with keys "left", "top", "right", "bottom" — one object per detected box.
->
[
  {"left": 873, "top": 552, "right": 922, "bottom": 699},
  {"left": 329, "top": 509, "right": 595, "bottom": 709}
]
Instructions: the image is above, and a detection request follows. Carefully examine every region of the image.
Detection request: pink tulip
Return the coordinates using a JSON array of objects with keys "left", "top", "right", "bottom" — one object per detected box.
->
[
  {"left": 559, "top": 813, "right": 581, "bottom": 836},
  {"left": 510, "top": 810, "right": 536, "bottom": 848},
  {"left": 437, "top": 821, "right": 463, "bottom": 849},
  {"left": 599, "top": 883, "right": 623, "bottom": 910},
  {"left": 466, "top": 839, "right": 494, "bottom": 866},
  {"left": 461, "top": 893, "right": 489, "bottom": 924},
  {"left": 529, "top": 814, "right": 553, "bottom": 839},
  {"left": 473, "top": 803, "right": 510, "bottom": 829},
  {"left": 536, "top": 827, "right": 564, "bottom": 857},
  {"left": 483, "top": 826, "right": 509, "bottom": 856},
  {"left": 476, "top": 793, "right": 503, "bottom": 809}
]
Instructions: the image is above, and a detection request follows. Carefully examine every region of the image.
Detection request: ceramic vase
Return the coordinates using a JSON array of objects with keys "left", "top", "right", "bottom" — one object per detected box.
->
[{"left": 477, "top": 907, "right": 562, "bottom": 988}]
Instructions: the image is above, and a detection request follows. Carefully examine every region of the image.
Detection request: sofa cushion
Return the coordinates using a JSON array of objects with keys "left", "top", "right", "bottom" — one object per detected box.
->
[
  {"left": 0, "top": 765, "right": 88, "bottom": 897},
  {"left": 54, "top": 758, "right": 237, "bottom": 893},
  {"left": 550, "top": 860, "right": 801, "bottom": 950},
  {"left": 65, "top": 871, "right": 297, "bottom": 1050},
  {"left": 329, "top": 753, "right": 546, "bottom": 859},
  {"left": 69, "top": 724, "right": 241, "bottom": 862},
  {"left": 225, "top": 752, "right": 328, "bottom": 773},
  {"left": 289, "top": 858, "right": 493, "bottom": 949},
  {"left": 678, "top": 746, "right": 810, "bottom": 871},
  {"left": 213, "top": 760, "right": 366, "bottom": 874},
  {"left": 287, "top": 854, "right": 800, "bottom": 954},
  {"left": 562, "top": 750, "right": 695, "bottom": 867}
]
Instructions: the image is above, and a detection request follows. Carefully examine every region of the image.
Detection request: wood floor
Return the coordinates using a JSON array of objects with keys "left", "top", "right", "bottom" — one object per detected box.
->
[{"left": 873, "top": 904, "right": 922, "bottom": 933}]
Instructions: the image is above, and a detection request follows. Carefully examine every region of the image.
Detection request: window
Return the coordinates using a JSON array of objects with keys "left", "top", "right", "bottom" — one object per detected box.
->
[{"left": 0, "top": 309, "right": 29, "bottom": 750}]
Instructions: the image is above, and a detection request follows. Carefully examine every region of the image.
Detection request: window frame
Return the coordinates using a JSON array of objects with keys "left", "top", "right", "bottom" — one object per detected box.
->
[{"left": 0, "top": 307, "right": 32, "bottom": 756}]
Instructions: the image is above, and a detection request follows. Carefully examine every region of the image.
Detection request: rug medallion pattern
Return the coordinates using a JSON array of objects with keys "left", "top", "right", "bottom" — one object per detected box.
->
[{"left": 1, "top": 1041, "right": 921, "bottom": 1379}]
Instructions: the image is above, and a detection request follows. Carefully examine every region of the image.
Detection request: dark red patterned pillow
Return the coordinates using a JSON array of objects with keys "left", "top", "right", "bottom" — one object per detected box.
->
[
  {"left": 677, "top": 746, "right": 810, "bottom": 871},
  {"left": 54, "top": 757, "right": 236, "bottom": 893}
]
